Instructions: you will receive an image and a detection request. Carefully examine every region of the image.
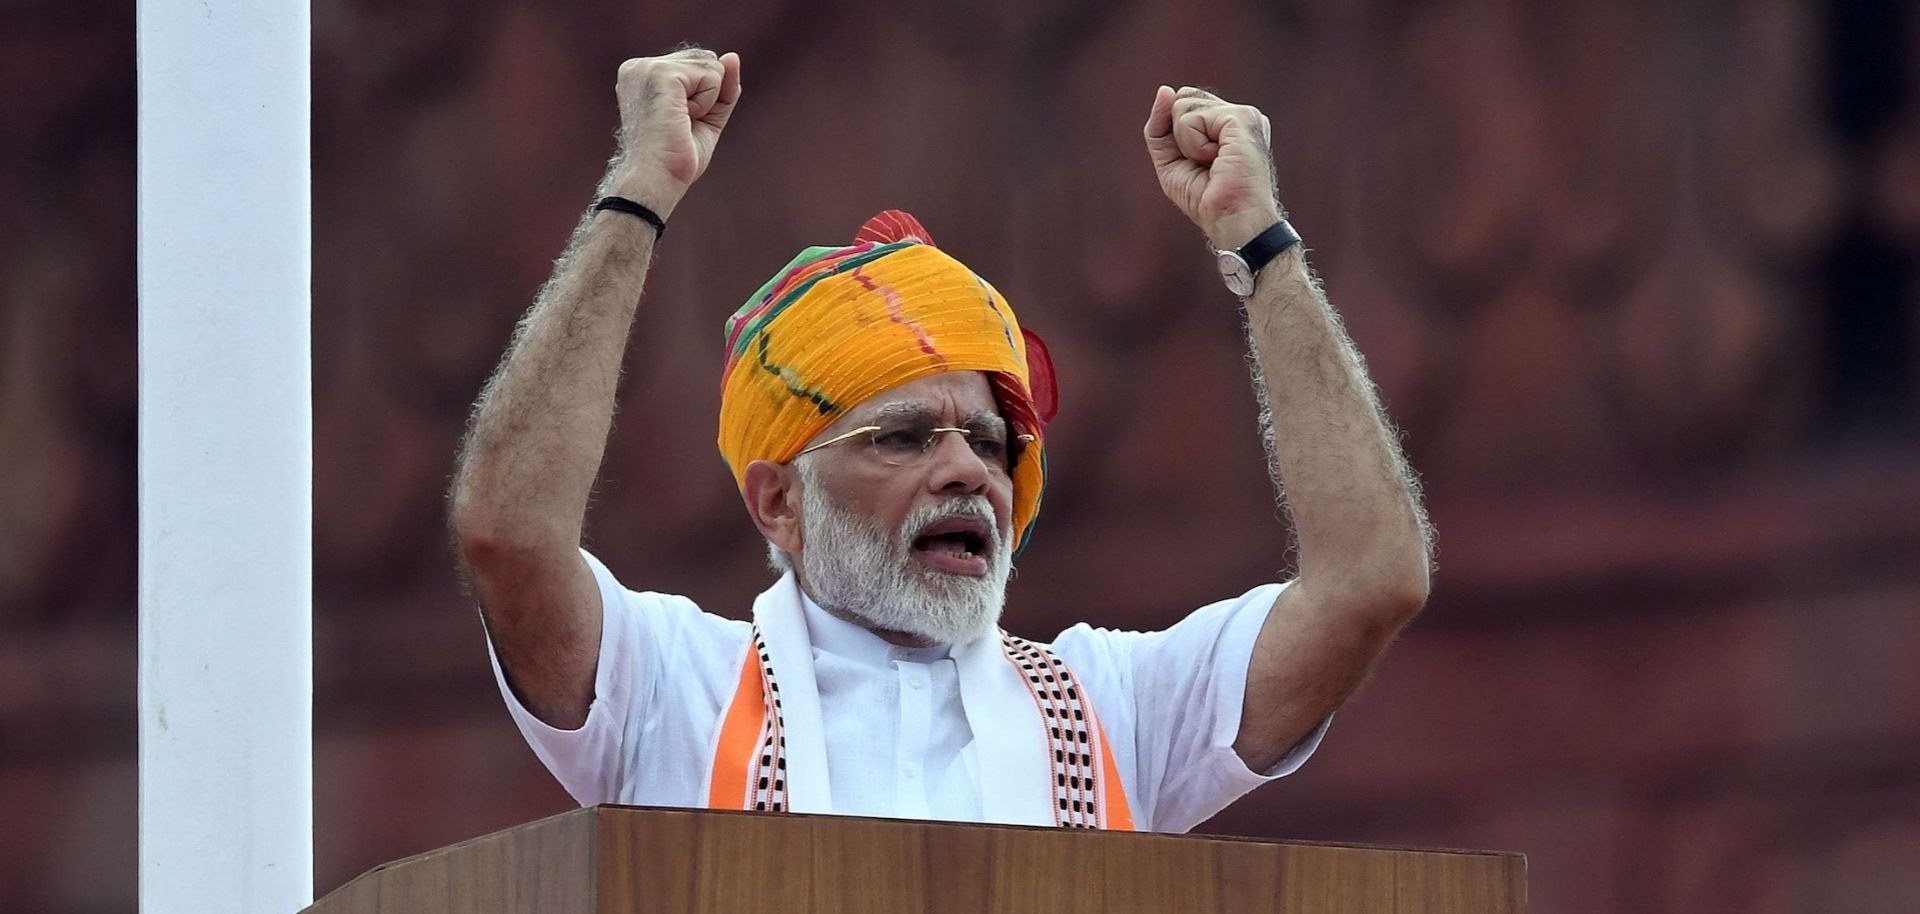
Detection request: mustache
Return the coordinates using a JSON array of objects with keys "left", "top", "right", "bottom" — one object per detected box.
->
[{"left": 900, "top": 496, "right": 1002, "bottom": 551}]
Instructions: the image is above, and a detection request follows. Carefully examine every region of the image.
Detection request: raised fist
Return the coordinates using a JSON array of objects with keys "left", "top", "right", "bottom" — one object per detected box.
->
[
  {"left": 604, "top": 48, "right": 742, "bottom": 217},
  {"left": 1143, "top": 85, "right": 1282, "bottom": 250}
]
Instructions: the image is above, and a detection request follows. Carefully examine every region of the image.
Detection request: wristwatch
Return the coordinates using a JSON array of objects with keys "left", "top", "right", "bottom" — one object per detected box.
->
[{"left": 1211, "top": 219, "right": 1301, "bottom": 298}]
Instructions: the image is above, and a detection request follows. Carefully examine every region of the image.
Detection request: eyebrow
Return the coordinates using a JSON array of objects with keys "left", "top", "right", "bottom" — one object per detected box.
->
[{"left": 864, "top": 401, "right": 1007, "bottom": 433}]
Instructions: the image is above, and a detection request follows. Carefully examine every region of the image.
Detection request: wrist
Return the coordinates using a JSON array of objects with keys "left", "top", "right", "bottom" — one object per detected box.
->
[
  {"left": 598, "top": 165, "right": 687, "bottom": 220},
  {"left": 1240, "top": 255, "right": 1311, "bottom": 317},
  {"left": 1210, "top": 218, "right": 1301, "bottom": 299},
  {"left": 1204, "top": 202, "right": 1285, "bottom": 251},
  {"left": 1251, "top": 245, "right": 1307, "bottom": 288}
]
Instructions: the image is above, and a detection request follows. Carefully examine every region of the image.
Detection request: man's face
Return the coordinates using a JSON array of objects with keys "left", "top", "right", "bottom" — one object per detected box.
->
[{"left": 790, "top": 371, "right": 1018, "bottom": 644}]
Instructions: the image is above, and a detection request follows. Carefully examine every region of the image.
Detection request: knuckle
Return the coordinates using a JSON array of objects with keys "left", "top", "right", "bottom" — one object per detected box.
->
[{"left": 619, "top": 57, "right": 674, "bottom": 91}]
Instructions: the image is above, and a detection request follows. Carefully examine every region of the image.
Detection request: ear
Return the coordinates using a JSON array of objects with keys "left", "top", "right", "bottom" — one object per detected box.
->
[{"left": 742, "top": 459, "right": 804, "bottom": 554}]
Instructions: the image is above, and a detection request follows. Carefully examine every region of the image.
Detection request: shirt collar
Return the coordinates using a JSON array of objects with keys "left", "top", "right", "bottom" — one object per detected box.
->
[{"left": 797, "top": 585, "right": 952, "bottom": 668}]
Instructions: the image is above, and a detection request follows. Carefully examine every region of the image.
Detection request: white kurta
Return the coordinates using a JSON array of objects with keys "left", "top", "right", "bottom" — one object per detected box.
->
[{"left": 489, "top": 550, "right": 1330, "bottom": 833}]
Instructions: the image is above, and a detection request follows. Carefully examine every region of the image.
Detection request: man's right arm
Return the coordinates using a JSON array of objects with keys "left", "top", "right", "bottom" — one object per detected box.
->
[{"left": 448, "top": 48, "right": 742, "bottom": 729}]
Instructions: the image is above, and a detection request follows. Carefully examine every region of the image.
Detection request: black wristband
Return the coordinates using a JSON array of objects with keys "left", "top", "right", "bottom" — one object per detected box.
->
[
  {"left": 1239, "top": 219, "right": 1301, "bottom": 276},
  {"left": 592, "top": 196, "right": 667, "bottom": 239}
]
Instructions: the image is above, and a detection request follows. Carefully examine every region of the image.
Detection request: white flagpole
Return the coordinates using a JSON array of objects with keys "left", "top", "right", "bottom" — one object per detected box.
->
[{"left": 136, "top": 0, "right": 313, "bottom": 909}]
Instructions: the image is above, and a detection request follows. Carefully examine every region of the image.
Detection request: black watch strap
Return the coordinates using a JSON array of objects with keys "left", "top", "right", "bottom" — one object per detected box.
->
[{"left": 1238, "top": 219, "right": 1301, "bottom": 275}]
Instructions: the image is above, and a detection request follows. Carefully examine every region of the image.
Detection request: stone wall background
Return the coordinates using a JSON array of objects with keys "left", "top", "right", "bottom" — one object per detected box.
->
[{"left": 4, "top": 0, "right": 1920, "bottom": 911}]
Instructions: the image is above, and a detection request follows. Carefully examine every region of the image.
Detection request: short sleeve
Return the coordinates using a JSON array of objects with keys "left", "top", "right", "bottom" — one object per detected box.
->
[
  {"left": 484, "top": 549, "right": 707, "bottom": 806},
  {"left": 1054, "top": 582, "right": 1333, "bottom": 833}
]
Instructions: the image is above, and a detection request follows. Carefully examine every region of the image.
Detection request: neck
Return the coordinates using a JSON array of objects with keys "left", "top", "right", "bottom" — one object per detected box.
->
[
  {"left": 795, "top": 572, "right": 942, "bottom": 648},
  {"left": 824, "top": 606, "right": 941, "bottom": 648}
]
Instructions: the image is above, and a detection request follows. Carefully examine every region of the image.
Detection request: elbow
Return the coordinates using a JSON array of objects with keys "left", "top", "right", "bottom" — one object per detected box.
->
[
  {"left": 1366, "top": 524, "right": 1432, "bottom": 623},
  {"left": 448, "top": 507, "right": 553, "bottom": 602},
  {"left": 1322, "top": 550, "right": 1429, "bottom": 630},
  {"left": 448, "top": 492, "right": 511, "bottom": 578},
  {"left": 1375, "top": 543, "right": 1432, "bottom": 623},
  {"left": 447, "top": 480, "right": 578, "bottom": 579},
  {"left": 448, "top": 481, "right": 527, "bottom": 571},
  {"left": 1380, "top": 566, "right": 1430, "bottom": 627},
  {"left": 446, "top": 478, "right": 496, "bottom": 555},
  {"left": 450, "top": 509, "right": 505, "bottom": 570}
]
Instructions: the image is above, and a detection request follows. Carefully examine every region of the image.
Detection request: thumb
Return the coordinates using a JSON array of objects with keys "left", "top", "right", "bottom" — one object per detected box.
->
[
  {"left": 1143, "top": 85, "right": 1181, "bottom": 167},
  {"left": 701, "top": 52, "right": 743, "bottom": 131}
]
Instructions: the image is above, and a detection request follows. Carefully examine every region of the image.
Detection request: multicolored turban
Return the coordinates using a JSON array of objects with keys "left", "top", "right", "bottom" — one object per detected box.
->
[{"left": 718, "top": 211, "right": 1058, "bottom": 552}]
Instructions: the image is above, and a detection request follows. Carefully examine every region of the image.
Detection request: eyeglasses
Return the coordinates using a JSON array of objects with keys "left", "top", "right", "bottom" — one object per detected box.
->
[{"left": 794, "top": 420, "right": 1036, "bottom": 472}]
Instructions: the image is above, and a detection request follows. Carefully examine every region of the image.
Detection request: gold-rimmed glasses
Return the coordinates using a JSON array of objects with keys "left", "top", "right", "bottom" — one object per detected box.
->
[{"left": 794, "top": 420, "right": 1035, "bottom": 471}]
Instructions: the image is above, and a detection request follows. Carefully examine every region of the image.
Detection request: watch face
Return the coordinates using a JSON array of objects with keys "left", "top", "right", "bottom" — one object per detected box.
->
[{"left": 1215, "top": 250, "right": 1255, "bottom": 297}]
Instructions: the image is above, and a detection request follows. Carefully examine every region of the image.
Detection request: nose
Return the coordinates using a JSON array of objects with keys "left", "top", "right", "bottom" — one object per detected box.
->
[{"left": 924, "top": 428, "right": 990, "bottom": 495}]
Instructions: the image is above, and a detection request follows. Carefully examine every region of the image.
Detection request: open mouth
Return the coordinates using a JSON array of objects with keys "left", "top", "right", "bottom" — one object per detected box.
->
[{"left": 909, "top": 516, "right": 993, "bottom": 576}]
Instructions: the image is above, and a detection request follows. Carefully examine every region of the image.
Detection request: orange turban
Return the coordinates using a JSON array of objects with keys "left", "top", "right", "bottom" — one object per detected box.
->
[{"left": 717, "top": 211, "right": 1057, "bottom": 551}]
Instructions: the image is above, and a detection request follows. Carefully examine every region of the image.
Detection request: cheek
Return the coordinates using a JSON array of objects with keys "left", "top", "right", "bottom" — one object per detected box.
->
[
  {"left": 991, "top": 479, "right": 1017, "bottom": 534},
  {"left": 820, "top": 463, "right": 907, "bottom": 524},
  {"left": 871, "top": 475, "right": 927, "bottom": 527}
]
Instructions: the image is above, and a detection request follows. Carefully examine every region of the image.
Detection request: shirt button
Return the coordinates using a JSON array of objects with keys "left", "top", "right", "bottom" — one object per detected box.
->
[
  {"left": 903, "top": 763, "right": 919, "bottom": 779},
  {"left": 908, "top": 673, "right": 925, "bottom": 689}
]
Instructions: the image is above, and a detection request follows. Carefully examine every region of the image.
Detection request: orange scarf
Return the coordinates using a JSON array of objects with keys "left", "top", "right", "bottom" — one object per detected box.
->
[{"left": 704, "top": 573, "right": 1134, "bottom": 830}]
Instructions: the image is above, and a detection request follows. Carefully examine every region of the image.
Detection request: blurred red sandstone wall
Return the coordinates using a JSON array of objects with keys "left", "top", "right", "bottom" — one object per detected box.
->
[{"left": 5, "top": 0, "right": 1920, "bottom": 912}]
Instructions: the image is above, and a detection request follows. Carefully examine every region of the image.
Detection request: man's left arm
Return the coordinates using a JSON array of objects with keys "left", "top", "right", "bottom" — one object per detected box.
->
[{"left": 1145, "top": 85, "right": 1434, "bottom": 773}]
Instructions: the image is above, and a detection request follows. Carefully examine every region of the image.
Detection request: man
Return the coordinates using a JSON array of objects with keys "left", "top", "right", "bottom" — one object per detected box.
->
[{"left": 449, "top": 47, "right": 1431, "bottom": 832}]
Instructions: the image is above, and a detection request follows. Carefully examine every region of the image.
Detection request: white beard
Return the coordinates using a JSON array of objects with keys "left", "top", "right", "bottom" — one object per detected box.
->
[{"left": 794, "top": 461, "right": 1011, "bottom": 646}]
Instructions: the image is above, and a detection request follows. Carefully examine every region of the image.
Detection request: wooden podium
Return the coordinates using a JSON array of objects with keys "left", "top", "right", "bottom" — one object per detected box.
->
[{"left": 304, "top": 805, "right": 1525, "bottom": 913}]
